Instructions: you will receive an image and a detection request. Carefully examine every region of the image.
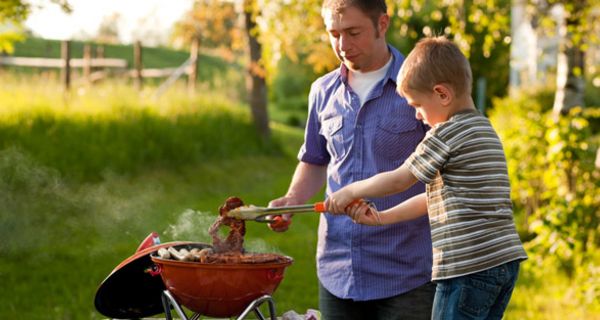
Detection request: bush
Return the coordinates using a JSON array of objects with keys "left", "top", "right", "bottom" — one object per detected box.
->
[
  {"left": 269, "top": 56, "right": 314, "bottom": 126},
  {"left": 489, "top": 90, "right": 600, "bottom": 309}
]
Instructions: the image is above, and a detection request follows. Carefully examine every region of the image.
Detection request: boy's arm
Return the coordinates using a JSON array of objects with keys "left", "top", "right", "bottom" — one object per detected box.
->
[
  {"left": 378, "top": 193, "right": 428, "bottom": 224},
  {"left": 326, "top": 164, "right": 418, "bottom": 214},
  {"left": 348, "top": 193, "right": 428, "bottom": 225}
]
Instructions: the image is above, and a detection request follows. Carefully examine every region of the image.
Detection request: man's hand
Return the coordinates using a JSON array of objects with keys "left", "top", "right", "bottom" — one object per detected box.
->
[{"left": 266, "top": 196, "right": 300, "bottom": 232}]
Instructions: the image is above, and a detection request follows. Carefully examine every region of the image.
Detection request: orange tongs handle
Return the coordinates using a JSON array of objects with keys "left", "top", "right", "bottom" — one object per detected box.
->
[{"left": 313, "top": 199, "right": 369, "bottom": 213}]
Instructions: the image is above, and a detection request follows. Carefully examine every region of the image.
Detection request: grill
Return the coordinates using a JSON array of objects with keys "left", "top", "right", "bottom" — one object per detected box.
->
[{"left": 94, "top": 234, "right": 293, "bottom": 320}]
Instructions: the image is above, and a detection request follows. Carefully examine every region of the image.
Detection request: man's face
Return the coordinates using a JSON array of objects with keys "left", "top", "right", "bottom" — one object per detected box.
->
[{"left": 323, "top": 6, "right": 387, "bottom": 72}]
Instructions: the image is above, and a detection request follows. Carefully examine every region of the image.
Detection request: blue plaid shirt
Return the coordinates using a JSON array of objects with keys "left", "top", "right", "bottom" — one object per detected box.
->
[{"left": 299, "top": 46, "right": 432, "bottom": 300}]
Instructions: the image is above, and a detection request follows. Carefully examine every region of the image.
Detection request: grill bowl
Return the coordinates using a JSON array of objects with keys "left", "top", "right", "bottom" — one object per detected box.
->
[{"left": 150, "top": 243, "right": 292, "bottom": 317}]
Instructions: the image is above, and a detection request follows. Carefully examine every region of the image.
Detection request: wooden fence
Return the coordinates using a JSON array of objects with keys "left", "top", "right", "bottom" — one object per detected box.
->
[{"left": 0, "top": 40, "right": 199, "bottom": 95}]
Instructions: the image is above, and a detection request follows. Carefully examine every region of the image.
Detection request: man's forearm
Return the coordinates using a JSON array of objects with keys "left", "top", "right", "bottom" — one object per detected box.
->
[{"left": 285, "top": 162, "right": 327, "bottom": 203}]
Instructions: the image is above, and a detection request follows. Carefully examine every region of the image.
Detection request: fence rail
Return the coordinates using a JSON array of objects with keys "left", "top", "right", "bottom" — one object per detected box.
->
[
  {"left": 0, "top": 56, "right": 128, "bottom": 68},
  {"left": 0, "top": 40, "right": 199, "bottom": 96}
]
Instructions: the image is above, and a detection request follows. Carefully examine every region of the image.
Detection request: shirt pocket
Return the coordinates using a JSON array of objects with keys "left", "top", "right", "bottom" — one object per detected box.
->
[
  {"left": 320, "top": 115, "right": 345, "bottom": 161},
  {"left": 374, "top": 117, "right": 418, "bottom": 161}
]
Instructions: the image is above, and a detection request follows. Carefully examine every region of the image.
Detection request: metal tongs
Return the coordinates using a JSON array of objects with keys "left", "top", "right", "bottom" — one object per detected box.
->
[{"left": 225, "top": 199, "right": 372, "bottom": 223}]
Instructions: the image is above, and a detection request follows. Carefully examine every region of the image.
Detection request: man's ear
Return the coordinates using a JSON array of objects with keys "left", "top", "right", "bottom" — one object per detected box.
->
[
  {"left": 378, "top": 14, "right": 390, "bottom": 35},
  {"left": 433, "top": 84, "right": 453, "bottom": 106}
]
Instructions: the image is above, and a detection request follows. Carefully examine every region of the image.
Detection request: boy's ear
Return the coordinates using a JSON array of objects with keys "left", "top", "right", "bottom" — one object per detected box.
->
[{"left": 433, "top": 84, "right": 453, "bottom": 106}]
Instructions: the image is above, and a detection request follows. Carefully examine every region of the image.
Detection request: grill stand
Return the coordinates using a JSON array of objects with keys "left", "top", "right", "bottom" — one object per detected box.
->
[{"left": 161, "top": 290, "right": 277, "bottom": 320}]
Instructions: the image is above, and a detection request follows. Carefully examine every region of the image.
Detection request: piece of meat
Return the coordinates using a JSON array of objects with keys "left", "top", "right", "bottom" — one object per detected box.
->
[
  {"left": 208, "top": 196, "right": 246, "bottom": 254},
  {"left": 161, "top": 197, "right": 288, "bottom": 265}
]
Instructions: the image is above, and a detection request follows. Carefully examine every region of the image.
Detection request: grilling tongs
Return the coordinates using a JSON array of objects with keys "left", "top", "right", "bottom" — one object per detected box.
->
[{"left": 225, "top": 199, "right": 372, "bottom": 223}]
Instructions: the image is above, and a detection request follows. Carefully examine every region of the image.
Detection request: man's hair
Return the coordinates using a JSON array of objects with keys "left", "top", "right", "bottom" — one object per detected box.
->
[
  {"left": 322, "top": 0, "right": 387, "bottom": 29},
  {"left": 397, "top": 36, "right": 472, "bottom": 97}
]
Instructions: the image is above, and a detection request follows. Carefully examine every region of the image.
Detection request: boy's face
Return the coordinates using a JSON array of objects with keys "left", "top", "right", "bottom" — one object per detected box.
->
[
  {"left": 322, "top": 6, "right": 388, "bottom": 72},
  {"left": 401, "top": 88, "right": 449, "bottom": 126}
]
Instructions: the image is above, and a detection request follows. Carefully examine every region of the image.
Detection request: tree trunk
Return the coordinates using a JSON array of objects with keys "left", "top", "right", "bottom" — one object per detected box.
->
[
  {"left": 553, "top": 2, "right": 586, "bottom": 116},
  {"left": 243, "top": 0, "right": 270, "bottom": 140}
]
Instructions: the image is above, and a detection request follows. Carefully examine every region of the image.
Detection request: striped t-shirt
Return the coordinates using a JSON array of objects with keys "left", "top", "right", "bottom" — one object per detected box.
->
[{"left": 405, "top": 109, "right": 527, "bottom": 280}]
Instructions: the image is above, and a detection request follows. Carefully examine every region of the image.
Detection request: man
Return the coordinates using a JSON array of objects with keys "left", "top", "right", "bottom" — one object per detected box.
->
[{"left": 269, "top": 1, "right": 434, "bottom": 319}]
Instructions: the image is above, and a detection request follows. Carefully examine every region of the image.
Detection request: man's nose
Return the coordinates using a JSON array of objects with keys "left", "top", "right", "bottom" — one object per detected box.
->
[{"left": 339, "top": 35, "right": 351, "bottom": 52}]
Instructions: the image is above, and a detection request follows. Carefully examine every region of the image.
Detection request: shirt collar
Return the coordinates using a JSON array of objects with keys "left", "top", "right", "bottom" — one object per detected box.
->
[{"left": 339, "top": 45, "right": 404, "bottom": 86}]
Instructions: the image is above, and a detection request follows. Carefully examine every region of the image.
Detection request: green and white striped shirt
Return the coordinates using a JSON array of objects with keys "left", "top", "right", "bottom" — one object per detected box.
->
[{"left": 406, "top": 109, "right": 527, "bottom": 280}]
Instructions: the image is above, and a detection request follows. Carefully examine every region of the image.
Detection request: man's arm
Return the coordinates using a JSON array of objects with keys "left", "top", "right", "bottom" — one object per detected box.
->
[{"left": 268, "top": 161, "right": 327, "bottom": 231}]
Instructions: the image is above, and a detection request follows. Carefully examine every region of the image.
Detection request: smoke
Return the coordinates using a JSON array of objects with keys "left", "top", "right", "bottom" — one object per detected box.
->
[
  {"left": 164, "top": 209, "right": 283, "bottom": 254},
  {"left": 164, "top": 209, "right": 216, "bottom": 243},
  {"left": 245, "top": 238, "right": 283, "bottom": 255}
]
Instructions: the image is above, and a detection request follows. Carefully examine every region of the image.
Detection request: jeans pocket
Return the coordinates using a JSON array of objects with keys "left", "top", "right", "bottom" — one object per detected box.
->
[{"left": 458, "top": 275, "right": 501, "bottom": 318}]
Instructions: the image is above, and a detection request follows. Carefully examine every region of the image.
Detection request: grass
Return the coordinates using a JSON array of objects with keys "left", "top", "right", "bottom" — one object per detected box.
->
[
  {"left": 1, "top": 73, "right": 598, "bottom": 319},
  {"left": 0, "top": 148, "right": 319, "bottom": 319},
  {"left": 0, "top": 73, "right": 320, "bottom": 319}
]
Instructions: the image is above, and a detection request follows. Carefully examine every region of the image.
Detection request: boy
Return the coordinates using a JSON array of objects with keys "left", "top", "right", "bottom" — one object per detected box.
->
[{"left": 325, "top": 36, "right": 528, "bottom": 319}]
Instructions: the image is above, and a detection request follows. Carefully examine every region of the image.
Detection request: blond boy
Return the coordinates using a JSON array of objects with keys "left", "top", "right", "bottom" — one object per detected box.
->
[{"left": 325, "top": 36, "right": 528, "bottom": 319}]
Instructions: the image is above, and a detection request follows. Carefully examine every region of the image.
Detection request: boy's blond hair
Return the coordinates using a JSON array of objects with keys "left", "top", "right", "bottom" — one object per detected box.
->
[{"left": 397, "top": 36, "right": 472, "bottom": 98}]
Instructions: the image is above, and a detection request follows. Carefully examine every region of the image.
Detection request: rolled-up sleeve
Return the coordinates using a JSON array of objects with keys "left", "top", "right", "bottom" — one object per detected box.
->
[{"left": 298, "top": 83, "right": 330, "bottom": 165}]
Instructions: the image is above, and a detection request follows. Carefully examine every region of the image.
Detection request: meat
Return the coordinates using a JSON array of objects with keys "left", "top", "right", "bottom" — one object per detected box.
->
[
  {"left": 158, "top": 196, "right": 287, "bottom": 264},
  {"left": 209, "top": 196, "right": 246, "bottom": 254}
]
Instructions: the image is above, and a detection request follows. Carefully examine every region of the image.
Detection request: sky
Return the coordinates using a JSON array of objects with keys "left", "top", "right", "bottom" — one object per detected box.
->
[{"left": 25, "top": 0, "right": 194, "bottom": 46}]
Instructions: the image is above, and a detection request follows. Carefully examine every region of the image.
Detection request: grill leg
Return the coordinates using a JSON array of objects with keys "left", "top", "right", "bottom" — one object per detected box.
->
[
  {"left": 237, "top": 295, "right": 276, "bottom": 320},
  {"left": 161, "top": 290, "right": 190, "bottom": 320}
]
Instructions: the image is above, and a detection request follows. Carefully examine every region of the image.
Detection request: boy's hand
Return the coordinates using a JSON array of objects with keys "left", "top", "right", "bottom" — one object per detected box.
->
[
  {"left": 347, "top": 202, "right": 382, "bottom": 226},
  {"left": 325, "top": 187, "right": 355, "bottom": 214}
]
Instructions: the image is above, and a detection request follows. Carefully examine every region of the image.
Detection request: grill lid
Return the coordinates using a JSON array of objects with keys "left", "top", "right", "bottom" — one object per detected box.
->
[{"left": 94, "top": 232, "right": 190, "bottom": 319}]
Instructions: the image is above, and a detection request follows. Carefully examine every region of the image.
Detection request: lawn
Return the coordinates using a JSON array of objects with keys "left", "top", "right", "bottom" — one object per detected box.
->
[{"left": 0, "top": 73, "right": 597, "bottom": 319}]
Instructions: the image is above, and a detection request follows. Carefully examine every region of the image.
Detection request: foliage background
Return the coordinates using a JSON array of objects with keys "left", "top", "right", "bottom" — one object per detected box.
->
[{"left": 1, "top": 0, "right": 599, "bottom": 318}]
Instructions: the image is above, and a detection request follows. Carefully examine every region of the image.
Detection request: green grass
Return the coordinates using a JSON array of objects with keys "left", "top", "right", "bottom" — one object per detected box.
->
[
  {"left": 0, "top": 148, "right": 319, "bottom": 319},
  {"left": 0, "top": 73, "right": 319, "bottom": 319},
  {"left": 1, "top": 73, "right": 598, "bottom": 319},
  {"left": 0, "top": 74, "right": 265, "bottom": 181}
]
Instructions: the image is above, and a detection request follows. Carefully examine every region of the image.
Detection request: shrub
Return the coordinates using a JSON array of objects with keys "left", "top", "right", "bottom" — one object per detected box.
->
[{"left": 489, "top": 90, "right": 600, "bottom": 309}]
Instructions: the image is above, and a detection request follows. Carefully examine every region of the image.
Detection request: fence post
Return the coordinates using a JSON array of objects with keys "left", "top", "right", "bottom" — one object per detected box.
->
[
  {"left": 134, "top": 41, "right": 143, "bottom": 90},
  {"left": 61, "top": 40, "right": 71, "bottom": 91},
  {"left": 83, "top": 43, "right": 92, "bottom": 85},
  {"left": 95, "top": 45, "right": 104, "bottom": 74},
  {"left": 188, "top": 38, "right": 199, "bottom": 94}
]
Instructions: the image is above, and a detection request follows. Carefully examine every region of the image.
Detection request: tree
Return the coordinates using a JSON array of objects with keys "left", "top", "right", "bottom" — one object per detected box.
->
[
  {"left": 548, "top": 0, "right": 596, "bottom": 115},
  {"left": 243, "top": 0, "right": 270, "bottom": 139},
  {"left": 171, "top": 0, "right": 242, "bottom": 54},
  {"left": 173, "top": 0, "right": 270, "bottom": 139},
  {"left": 510, "top": 0, "right": 599, "bottom": 114},
  {"left": 0, "top": 0, "right": 71, "bottom": 53},
  {"left": 259, "top": 0, "right": 513, "bottom": 107},
  {"left": 95, "top": 12, "right": 121, "bottom": 44}
]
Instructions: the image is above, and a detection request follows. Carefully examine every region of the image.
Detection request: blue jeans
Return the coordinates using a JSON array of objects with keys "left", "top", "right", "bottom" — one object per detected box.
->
[
  {"left": 432, "top": 260, "right": 521, "bottom": 320},
  {"left": 319, "top": 281, "right": 436, "bottom": 320}
]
